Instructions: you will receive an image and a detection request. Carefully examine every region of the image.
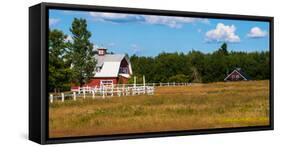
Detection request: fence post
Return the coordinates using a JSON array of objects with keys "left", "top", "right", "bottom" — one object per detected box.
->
[
  {"left": 160, "top": 82, "right": 162, "bottom": 87},
  {"left": 174, "top": 82, "right": 176, "bottom": 86},
  {"left": 50, "top": 94, "right": 53, "bottom": 103},
  {"left": 132, "top": 88, "right": 135, "bottom": 96},
  {"left": 134, "top": 76, "right": 137, "bottom": 88},
  {"left": 73, "top": 92, "right": 76, "bottom": 101},
  {"left": 168, "top": 82, "right": 169, "bottom": 86},
  {"left": 102, "top": 86, "right": 105, "bottom": 99},
  {"left": 92, "top": 90, "right": 95, "bottom": 99},
  {"left": 122, "top": 86, "right": 125, "bottom": 96},
  {"left": 117, "top": 87, "right": 121, "bottom": 97},
  {"left": 143, "top": 75, "right": 146, "bottom": 94},
  {"left": 61, "top": 93, "right": 64, "bottom": 102},
  {"left": 83, "top": 88, "right": 86, "bottom": 99},
  {"left": 78, "top": 86, "right": 81, "bottom": 94},
  {"left": 128, "top": 87, "right": 130, "bottom": 96},
  {"left": 111, "top": 84, "right": 114, "bottom": 96}
]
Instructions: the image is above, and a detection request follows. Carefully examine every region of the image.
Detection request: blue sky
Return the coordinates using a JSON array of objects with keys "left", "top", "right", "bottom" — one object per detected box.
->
[{"left": 49, "top": 9, "right": 270, "bottom": 57}]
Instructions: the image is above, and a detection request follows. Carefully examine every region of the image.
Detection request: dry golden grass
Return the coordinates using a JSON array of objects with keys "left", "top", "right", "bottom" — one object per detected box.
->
[{"left": 49, "top": 80, "right": 269, "bottom": 138}]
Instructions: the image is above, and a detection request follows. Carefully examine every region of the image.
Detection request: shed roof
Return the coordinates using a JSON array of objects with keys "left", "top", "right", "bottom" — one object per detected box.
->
[{"left": 224, "top": 68, "right": 251, "bottom": 81}]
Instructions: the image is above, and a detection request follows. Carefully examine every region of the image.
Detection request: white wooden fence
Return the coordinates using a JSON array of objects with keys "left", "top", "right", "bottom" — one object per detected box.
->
[
  {"left": 49, "top": 84, "right": 155, "bottom": 103},
  {"left": 49, "top": 75, "right": 191, "bottom": 103}
]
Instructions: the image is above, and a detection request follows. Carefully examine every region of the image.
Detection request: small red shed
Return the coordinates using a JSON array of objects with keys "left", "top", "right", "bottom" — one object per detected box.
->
[{"left": 224, "top": 68, "right": 251, "bottom": 81}]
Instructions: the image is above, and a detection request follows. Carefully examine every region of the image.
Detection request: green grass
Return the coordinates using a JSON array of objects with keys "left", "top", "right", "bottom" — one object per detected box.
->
[{"left": 49, "top": 80, "right": 270, "bottom": 138}]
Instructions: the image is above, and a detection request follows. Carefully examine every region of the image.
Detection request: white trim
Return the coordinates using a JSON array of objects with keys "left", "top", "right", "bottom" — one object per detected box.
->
[
  {"left": 119, "top": 73, "right": 130, "bottom": 78},
  {"left": 100, "top": 80, "right": 113, "bottom": 85},
  {"left": 224, "top": 69, "right": 247, "bottom": 81}
]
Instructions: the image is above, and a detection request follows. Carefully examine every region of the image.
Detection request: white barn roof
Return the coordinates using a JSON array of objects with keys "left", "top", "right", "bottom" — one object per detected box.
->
[
  {"left": 95, "top": 54, "right": 125, "bottom": 67},
  {"left": 93, "top": 54, "right": 132, "bottom": 78},
  {"left": 94, "top": 62, "right": 120, "bottom": 77}
]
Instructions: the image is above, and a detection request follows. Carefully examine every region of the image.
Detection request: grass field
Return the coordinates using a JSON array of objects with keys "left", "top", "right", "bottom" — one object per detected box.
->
[{"left": 49, "top": 80, "right": 270, "bottom": 138}]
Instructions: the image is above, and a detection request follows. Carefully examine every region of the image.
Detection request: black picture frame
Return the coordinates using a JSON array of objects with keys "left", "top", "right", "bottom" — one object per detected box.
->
[{"left": 29, "top": 2, "right": 274, "bottom": 144}]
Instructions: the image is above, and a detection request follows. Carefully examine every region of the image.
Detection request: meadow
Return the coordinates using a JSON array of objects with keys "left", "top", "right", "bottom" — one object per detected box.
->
[{"left": 49, "top": 80, "right": 269, "bottom": 138}]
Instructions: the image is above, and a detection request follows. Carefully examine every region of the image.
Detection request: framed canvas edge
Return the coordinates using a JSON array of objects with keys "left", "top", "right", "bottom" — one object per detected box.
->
[{"left": 29, "top": 2, "right": 274, "bottom": 144}]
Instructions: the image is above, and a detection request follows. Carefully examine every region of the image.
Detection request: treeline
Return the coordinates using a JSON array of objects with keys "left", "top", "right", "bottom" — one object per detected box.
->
[{"left": 129, "top": 43, "right": 270, "bottom": 83}]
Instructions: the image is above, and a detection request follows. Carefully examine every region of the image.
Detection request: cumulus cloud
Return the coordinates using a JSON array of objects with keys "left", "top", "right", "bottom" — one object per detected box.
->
[
  {"left": 247, "top": 27, "right": 267, "bottom": 38},
  {"left": 88, "top": 12, "right": 209, "bottom": 28},
  {"left": 49, "top": 18, "right": 60, "bottom": 26},
  {"left": 205, "top": 23, "right": 240, "bottom": 43}
]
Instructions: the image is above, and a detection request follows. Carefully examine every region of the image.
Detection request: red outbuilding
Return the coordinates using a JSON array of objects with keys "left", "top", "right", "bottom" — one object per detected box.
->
[{"left": 224, "top": 68, "right": 251, "bottom": 81}]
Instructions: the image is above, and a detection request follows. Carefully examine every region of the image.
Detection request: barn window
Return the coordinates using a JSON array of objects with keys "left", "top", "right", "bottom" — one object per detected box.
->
[
  {"left": 119, "top": 67, "right": 128, "bottom": 74},
  {"left": 236, "top": 75, "right": 240, "bottom": 79},
  {"left": 100, "top": 80, "right": 113, "bottom": 86}
]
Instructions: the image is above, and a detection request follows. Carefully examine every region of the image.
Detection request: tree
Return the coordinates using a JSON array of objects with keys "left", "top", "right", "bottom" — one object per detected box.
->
[
  {"left": 69, "top": 18, "right": 97, "bottom": 86},
  {"left": 186, "top": 50, "right": 205, "bottom": 82},
  {"left": 48, "top": 29, "right": 72, "bottom": 92},
  {"left": 217, "top": 42, "right": 228, "bottom": 55},
  {"left": 189, "top": 67, "right": 202, "bottom": 83}
]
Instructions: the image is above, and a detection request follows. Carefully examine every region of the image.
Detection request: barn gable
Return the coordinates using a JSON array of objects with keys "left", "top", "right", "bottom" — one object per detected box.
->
[
  {"left": 93, "top": 48, "right": 132, "bottom": 78},
  {"left": 224, "top": 68, "right": 251, "bottom": 81}
]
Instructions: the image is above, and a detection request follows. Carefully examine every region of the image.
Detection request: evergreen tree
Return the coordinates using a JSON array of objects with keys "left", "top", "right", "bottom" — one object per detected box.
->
[
  {"left": 48, "top": 29, "right": 72, "bottom": 92},
  {"left": 69, "top": 18, "right": 96, "bottom": 86},
  {"left": 217, "top": 42, "right": 228, "bottom": 55}
]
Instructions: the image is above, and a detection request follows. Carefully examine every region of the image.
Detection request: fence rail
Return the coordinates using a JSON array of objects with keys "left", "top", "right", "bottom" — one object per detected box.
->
[{"left": 49, "top": 82, "right": 192, "bottom": 103}]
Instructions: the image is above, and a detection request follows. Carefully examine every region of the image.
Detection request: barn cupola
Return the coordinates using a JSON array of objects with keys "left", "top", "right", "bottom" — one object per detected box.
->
[{"left": 97, "top": 48, "right": 107, "bottom": 56}]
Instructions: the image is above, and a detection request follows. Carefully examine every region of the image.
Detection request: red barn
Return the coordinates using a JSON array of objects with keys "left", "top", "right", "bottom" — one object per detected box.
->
[
  {"left": 85, "top": 48, "right": 132, "bottom": 87},
  {"left": 224, "top": 68, "right": 251, "bottom": 81}
]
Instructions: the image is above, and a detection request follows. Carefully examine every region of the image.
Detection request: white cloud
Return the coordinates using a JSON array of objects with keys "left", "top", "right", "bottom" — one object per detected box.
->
[
  {"left": 89, "top": 12, "right": 131, "bottom": 19},
  {"left": 49, "top": 18, "right": 60, "bottom": 26},
  {"left": 88, "top": 12, "right": 209, "bottom": 28},
  {"left": 89, "top": 12, "right": 141, "bottom": 23},
  {"left": 205, "top": 23, "right": 240, "bottom": 43},
  {"left": 142, "top": 15, "right": 209, "bottom": 28},
  {"left": 247, "top": 27, "right": 267, "bottom": 38}
]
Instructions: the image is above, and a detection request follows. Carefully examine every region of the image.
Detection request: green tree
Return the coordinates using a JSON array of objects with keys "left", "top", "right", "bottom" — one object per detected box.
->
[
  {"left": 69, "top": 18, "right": 96, "bottom": 86},
  {"left": 189, "top": 67, "right": 202, "bottom": 83},
  {"left": 48, "top": 29, "right": 72, "bottom": 92},
  {"left": 186, "top": 50, "right": 205, "bottom": 82},
  {"left": 217, "top": 42, "right": 228, "bottom": 55}
]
